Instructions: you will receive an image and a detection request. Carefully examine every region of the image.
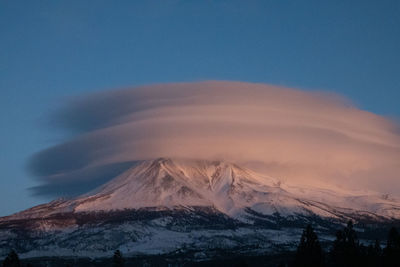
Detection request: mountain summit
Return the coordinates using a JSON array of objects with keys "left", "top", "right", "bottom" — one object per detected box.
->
[
  {"left": 74, "top": 158, "right": 282, "bottom": 215},
  {"left": 6, "top": 158, "right": 400, "bottom": 222},
  {"left": 1, "top": 158, "right": 400, "bottom": 258}
]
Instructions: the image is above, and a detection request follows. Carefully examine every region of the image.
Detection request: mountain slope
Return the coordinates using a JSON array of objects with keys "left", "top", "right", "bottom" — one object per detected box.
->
[
  {"left": 6, "top": 158, "right": 400, "bottom": 222},
  {"left": 1, "top": 158, "right": 400, "bottom": 258}
]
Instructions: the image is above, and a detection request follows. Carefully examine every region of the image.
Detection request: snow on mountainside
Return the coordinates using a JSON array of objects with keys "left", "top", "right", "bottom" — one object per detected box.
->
[
  {"left": 3, "top": 158, "right": 400, "bottom": 222},
  {"left": 1, "top": 158, "right": 400, "bottom": 258},
  {"left": 73, "top": 158, "right": 400, "bottom": 221}
]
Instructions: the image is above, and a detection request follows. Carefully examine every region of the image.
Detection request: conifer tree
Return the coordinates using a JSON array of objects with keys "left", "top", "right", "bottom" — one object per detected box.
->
[
  {"left": 2, "top": 250, "right": 20, "bottom": 267},
  {"left": 330, "top": 220, "right": 360, "bottom": 267},
  {"left": 374, "top": 239, "right": 382, "bottom": 254},
  {"left": 363, "top": 239, "right": 382, "bottom": 267},
  {"left": 294, "top": 224, "right": 323, "bottom": 267},
  {"left": 113, "top": 250, "right": 124, "bottom": 267},
  {"left": 383, "top": 227, "right": 400, "bottom": 267}
]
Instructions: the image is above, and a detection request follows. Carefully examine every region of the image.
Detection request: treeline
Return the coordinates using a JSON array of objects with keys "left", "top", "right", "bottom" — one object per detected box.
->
[
  {"left": 292, "top": 221, "right": 400, "bottom": 267},
  {"left": 1, "top": 250, "right": 125, "bottom": 267},
  {"left": 2, "top": 222, "right": 400, "bottom": 267}
]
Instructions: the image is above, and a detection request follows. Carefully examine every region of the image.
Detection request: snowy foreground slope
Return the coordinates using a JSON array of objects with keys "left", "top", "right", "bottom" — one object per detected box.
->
[{"left": 1, "top": 158, "right": 400, "bottom": 258}]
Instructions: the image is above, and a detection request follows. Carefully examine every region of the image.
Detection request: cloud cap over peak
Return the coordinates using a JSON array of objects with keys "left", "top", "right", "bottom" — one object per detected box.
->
[{"left": 30, "top": 81, "right": 400, "bottom": 197}]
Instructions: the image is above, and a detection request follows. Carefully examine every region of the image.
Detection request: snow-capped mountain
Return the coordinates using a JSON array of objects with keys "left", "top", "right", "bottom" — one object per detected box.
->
[{"left": 1, "top": 158, "right": 400, "bottom": 258}]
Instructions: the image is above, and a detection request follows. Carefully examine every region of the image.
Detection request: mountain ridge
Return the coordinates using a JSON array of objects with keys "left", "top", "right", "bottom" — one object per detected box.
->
[
  {"left": 2, "top": 158, "right": 400, "bottom": 222},
  {"left": 1, "top": 158, "right": 400, "bottom": 258}
]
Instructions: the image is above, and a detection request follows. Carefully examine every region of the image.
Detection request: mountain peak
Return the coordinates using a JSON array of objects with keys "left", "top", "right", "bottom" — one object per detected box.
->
[
  {"left": 72, "top": 158, "right": 265, "bottom": 214},
  {"left": 2, "top": 158, "right": 400, "bottom": 258},
  {"left": 3, "top": 158, "right": 400, "bottom": 224}
]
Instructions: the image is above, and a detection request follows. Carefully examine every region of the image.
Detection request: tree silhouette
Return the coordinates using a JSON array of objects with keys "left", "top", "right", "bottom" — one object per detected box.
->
[
  {"left": 330, "top": 221, "right": 360, "bottom": 267},
  {"left": 113, "top": 250, "right": 124, "bottom": 267},
  {"left": 383, "top": 227, "right": 400, "bottom": 267},
  {"left": 360, "top": 239, "right": 382, "bottom": 267},
  {"left": 2, "top": 250, "right": 20, "bottom": 267},
  {"left": 374, "top": 239, "right": 382, "bottom": 254},
  {"left": 294, "top": 224, "right": 324, "bottom": 267},
  {"left": 235, "top": 259, "right": 248, "bottom": 267}
]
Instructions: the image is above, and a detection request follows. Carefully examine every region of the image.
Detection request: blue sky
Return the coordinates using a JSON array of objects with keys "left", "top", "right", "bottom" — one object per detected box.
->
[{"left": 0, "top": 0, "right": 399, "bottom": 216}]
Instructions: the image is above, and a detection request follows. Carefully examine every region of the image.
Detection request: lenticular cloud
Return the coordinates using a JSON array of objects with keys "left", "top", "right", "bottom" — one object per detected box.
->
[{"left": 29, "top": 81, "right": 400, "bottom": 197}]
